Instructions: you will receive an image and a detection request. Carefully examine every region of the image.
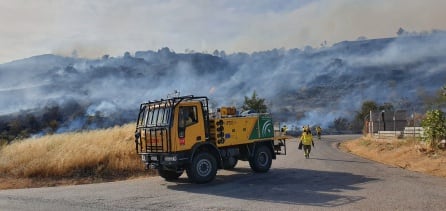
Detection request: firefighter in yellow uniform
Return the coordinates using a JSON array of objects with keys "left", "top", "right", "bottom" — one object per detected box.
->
[
  {"left": 316, "top": 126, "right": 322, "bottom": 140},
  {"left": 281, "top": 125, "right": 288, "bottom": 135},
  {"left": 300, "top": 130, "right": 314, "bottom": 159}
]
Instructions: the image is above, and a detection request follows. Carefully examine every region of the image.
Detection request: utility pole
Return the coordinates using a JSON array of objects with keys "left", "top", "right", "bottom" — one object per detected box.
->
[
  {"left": 370, "top": 110, "right": 373, "bottom": 135},
  {"left": 393, "top": 110, "right": 396, "bottom": 135}
]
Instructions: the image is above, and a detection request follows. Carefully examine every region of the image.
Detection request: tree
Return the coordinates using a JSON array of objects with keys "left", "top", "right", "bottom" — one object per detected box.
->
[
  {"left": 320, "top": 40, "right": 328, "bottom": 48},
  {"left": 333, "top": 117, "right": 350, "bottom": 132},
  {"left": 42, "top": 106, "right": 62, "bottom": 131},
  {"left": 7, "top": 119, "right": 22, "bottom": 136},
  {"left": 48, "top": 120, "right": 59, "bottom": 134},
  {"left": 421, "top": 109, "right": 446, "bottom": 148},
  {"left": 213, "top": 49, "right": 219, "bottom": 57},
  {"left": 356, "top": 36, "right": 367, "bottom": 41},
  {"left": 357, "top": 101, "right": 378, "bottom": 120},
  {"left": 378, "top": 102, "right": 394, "bottom": 112},
  {"left": 25, "top": 114, "right": 40, "bottom": 134},
  {"left": 397, "top": 27, "right": 406, "bottom": 36},
  {"left": 354, "top": 101, "right": 378, "bottom": 131},
  {"left": 436, "top": 85, "right": 446, "bottom": 109},
  {"left": 43, "top": 106, "right": 61, "bottom": 121},
  {"left": 123, "top": 52, "right": 131, "bottom": 58},
  {"left": 242, "top": 91, "right": 268, "bottom": 113}
]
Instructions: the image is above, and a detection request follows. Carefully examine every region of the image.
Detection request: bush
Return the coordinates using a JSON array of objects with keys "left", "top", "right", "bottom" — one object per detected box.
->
[{"left": 421, "top": 109, "right": 446, "bottom": 148}]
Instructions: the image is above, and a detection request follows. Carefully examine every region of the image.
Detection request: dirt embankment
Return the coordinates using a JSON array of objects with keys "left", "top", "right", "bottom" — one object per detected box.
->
[{"left": 341, "top": 137, "right": 446, "bottom": 178}]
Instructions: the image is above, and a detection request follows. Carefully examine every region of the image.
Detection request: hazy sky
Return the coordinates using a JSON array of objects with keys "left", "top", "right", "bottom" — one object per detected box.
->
[{"left": 1, "top": 0, "right": 445, "bottom": 64}]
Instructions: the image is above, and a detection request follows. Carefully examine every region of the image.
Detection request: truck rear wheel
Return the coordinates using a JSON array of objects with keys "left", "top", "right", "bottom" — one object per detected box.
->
[
  {"left": 158, "top": 168, "right": 183, "bottom": 181},
  {"left": 249, "top": 145, "right": 272, "bottom": 172},
  {"left": 186, "top": 152, "right": 217, "bottom": 184}
]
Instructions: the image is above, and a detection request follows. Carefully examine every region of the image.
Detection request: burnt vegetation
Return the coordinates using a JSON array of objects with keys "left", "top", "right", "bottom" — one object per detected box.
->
[
  {"left": 1, "top": 106, "right": 60, "bottom": 143},
  {"left": 1, "top": 31, "right": 446, "bottom": 142}
]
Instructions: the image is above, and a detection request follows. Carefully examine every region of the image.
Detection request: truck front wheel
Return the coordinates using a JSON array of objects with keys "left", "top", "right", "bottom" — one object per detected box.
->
[
  {"left": 158, "top": 168, "right": 183, "bottom": 181},
  {"left": 186, "top": 152, "right": 217, "bottom": 184},
  {"left": 249, "top": 145, "right": 272, "bottom": 173}
]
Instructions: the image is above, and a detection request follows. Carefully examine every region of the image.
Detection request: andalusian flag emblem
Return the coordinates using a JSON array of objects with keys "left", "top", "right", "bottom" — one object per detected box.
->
[{"left": 249, "top": 115, "right": 274, "bottom": 139}]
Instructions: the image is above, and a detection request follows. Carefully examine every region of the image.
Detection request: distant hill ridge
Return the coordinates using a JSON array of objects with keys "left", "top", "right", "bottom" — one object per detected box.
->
[{"left": 1, "top": 32, "right": 445, "bottom": 139}]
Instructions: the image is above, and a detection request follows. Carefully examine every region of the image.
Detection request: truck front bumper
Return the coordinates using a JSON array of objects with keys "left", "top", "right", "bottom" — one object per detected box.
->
[{"left": 140, "top": 152, "right": 190, "bottom": 170}]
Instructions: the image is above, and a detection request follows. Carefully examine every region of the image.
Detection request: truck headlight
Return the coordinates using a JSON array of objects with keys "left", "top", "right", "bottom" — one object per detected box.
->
[
  {"left": 164, "top": 156, "right": 177, "bottom": 162},
  {"left": 141, "top": 155, "right": 148, "bottom": 161}
]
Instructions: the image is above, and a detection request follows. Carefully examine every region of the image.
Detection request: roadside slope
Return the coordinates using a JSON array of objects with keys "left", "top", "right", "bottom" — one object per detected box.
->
[{"left": 341, "top": 137, "right": 446, "bottom": 178}]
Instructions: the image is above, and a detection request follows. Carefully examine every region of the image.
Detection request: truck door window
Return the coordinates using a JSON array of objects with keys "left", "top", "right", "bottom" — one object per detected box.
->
[
  {"left": 179, "top": 106, "right": 197, "bottom": 127},
  {"left": 178, "top": 106, "right": 198, "bottom": 137}
]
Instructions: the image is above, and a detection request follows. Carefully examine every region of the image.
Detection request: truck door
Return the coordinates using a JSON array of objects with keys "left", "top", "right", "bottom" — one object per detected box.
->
[{"left": 177, "top": 105, "right": 205, "bottom": 151}]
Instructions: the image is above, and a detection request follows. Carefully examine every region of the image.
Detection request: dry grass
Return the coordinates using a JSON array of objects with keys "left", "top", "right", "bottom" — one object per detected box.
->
[
  {"left": 0, "top": 123, "right": 153, "bottom": 189},
  {"left": 341, "top": 136, "right": 446, "bottom": 178}
]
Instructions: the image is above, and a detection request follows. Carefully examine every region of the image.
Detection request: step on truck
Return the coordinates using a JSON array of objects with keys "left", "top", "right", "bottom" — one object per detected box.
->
[{"left": 134, "top": 95, "right": 288, "bottom": 183}]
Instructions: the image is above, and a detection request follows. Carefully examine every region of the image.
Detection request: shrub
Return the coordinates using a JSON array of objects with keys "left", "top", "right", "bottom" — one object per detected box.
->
[{"left": 421, "top": 109, "right": 446, "bottom": 148}]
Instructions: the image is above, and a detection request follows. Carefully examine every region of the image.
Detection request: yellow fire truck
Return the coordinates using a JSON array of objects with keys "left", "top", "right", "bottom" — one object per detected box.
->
[{"left": 134, "top": 95, "right": 288, "bottom": 183}]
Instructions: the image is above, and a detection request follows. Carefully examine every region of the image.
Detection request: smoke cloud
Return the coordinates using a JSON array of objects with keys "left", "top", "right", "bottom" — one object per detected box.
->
[
  {"left": 1, "top": 32, "right": 446, "bottom": 133},
  {"left": 1, "top": 0, "right": 446, "bottom": 64}
]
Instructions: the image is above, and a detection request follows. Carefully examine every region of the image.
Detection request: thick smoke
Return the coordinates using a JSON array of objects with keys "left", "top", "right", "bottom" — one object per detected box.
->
[{"left": 1, "top": 32, "right": 446, "bottom": 134}]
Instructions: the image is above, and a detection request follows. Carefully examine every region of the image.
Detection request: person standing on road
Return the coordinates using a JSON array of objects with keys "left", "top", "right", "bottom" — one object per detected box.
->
[
  {"left": 300, "top": 130, "right": 314, "bottom": 159},
  {"left": 316, "top": 126, "right": 322, "bottom": 141},
  {"left": 281, "top": 125, "right": 288, "bottom": 135}
]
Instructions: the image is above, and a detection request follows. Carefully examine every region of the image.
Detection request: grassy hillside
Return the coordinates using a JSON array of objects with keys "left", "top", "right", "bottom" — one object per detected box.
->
[{"left": 0, "top": 123, "right": 150, "bottom": 189}]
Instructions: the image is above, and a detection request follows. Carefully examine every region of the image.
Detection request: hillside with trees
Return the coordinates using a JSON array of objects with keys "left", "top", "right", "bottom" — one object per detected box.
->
[{"left": 1, "top": 30, "right": 446, "bottom": 142}]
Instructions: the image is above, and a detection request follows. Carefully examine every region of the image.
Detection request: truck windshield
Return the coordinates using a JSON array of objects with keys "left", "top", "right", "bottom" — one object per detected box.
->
[{"left": 138, "top": 107, "right": 171, "bottom": 127}]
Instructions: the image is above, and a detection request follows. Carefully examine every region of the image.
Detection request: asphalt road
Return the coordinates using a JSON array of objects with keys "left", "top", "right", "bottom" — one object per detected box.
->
[{"left": 1, "top": 135, "right": 445, "bottom": 210}]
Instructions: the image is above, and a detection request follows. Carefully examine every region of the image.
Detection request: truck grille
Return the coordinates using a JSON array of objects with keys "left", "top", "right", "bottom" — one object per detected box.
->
[{"left": 136, "top": 127, "right": 170, "bottom": 153}]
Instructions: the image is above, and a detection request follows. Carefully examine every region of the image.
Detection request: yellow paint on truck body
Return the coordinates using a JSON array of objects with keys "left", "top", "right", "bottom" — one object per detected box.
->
[
  {"left": 209, "top": 116, "right": 259, "bottom": 147},
  {"left": 135, "top": 97, "right": 287, "bottom": 154}
]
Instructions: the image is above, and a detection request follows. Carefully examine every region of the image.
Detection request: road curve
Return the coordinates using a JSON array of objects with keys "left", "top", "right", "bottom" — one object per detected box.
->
[{"left": 1, "top": 135, "right": 445, "bottom": 210}]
